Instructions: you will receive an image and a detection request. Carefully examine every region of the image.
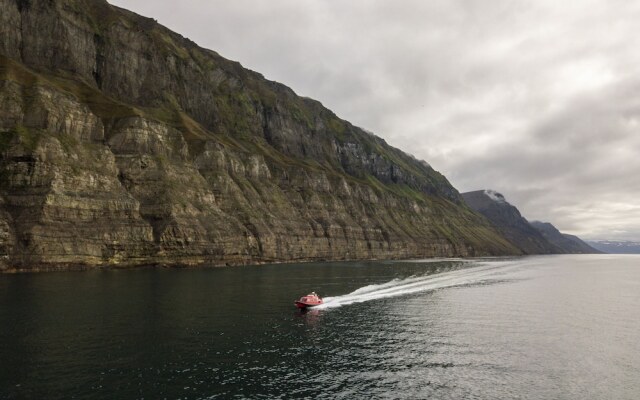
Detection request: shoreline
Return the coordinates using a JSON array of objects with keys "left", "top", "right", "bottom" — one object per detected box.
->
[{"left": 0, "top": 253, "right": 526, "bottom": 274}]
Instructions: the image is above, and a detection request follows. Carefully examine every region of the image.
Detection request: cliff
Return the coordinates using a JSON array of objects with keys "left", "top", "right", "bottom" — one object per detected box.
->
[
  {"left": 529, "top": 222, "right": 600, "bottom": 254},
  {"left": 461, "top": 190, "right": 562, "bottom": 255},
  {"left": 0, "top": 0, "right": 520, "bottom": 271}
]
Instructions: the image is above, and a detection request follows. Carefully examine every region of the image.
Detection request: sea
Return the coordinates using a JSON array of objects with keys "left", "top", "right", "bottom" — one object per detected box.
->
[{"left": 1, "top": 254, "right": 639, "bottom": 399}]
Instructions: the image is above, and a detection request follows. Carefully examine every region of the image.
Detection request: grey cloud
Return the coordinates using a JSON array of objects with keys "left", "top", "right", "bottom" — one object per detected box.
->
[{"left": 110, "top": 0, "right": 640, "bottom": 241}]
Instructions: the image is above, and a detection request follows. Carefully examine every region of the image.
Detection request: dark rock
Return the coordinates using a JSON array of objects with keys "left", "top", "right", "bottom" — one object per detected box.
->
[
  {"left": 530, "top": 221, "right": 601, "bottom": 254},
  {"left": 462, "top": 190, "right": 561, "bottom": 255}
]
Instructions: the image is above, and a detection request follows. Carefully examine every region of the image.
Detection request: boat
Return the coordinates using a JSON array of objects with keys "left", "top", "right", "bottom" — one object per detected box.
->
[{"left": 294, "top": 292, "right": 323, "bottom": 309}]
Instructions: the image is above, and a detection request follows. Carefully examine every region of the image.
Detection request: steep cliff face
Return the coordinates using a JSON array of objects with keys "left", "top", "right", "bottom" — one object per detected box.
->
[
  {"left": 530, "top": 222, "right": 600, "bottom": 254},
  {"left": 0, "top": 0, "right": 520, "bottom": 271},
  {"left": 461, "top": 190, "right": 562, "bottom": 255}
]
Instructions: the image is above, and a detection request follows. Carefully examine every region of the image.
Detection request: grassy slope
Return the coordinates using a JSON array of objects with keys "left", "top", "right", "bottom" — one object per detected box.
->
[{"left": 0, "top": 0, "right": 521, "bottom": 257}]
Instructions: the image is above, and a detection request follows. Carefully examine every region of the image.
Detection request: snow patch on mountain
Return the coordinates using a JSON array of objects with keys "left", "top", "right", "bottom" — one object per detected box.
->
[{"left": 484, "top": 190, "right": 507, "bottom": 204}]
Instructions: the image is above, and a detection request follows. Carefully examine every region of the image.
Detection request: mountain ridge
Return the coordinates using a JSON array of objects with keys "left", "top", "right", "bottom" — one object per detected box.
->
[
  {"left": 461, "top": 190, "right": 561, "bottom": 254},
  {"left": 0, "top": 0, "right": 521, "bottom": 271},
  {"left": 529, "top": 221, "right": 601, "bottom": 254},
  {"left": 587, "top": 240, "right": 640, "bottom": 254},
  {"left": 461, "top": 190, "right": 598, "bottom": 255}
]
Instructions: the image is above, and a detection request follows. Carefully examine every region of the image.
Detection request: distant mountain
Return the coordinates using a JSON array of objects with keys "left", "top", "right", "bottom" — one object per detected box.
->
[
  {"left": 461, "top": 190, "right": 561, "bottom": 255},
  {"left": 530, "top": 222, "right": 601, "bottom": 254},
  {"left": 586, "top": 241, "right": 640, "bottom": 254}
]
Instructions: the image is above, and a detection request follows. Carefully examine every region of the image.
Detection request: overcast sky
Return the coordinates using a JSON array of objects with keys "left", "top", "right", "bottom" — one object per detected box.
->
[{"left": 110, "top": 0, "right": 640, "bottom": 241}]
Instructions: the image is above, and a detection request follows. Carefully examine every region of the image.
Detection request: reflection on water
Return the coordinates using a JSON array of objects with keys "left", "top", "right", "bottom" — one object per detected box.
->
[
  {"left": 296, "top": 308, "right": 323, "bottom": 329},
  {"left": 1, "top": 255, "right": 639, "bottom": 399}
]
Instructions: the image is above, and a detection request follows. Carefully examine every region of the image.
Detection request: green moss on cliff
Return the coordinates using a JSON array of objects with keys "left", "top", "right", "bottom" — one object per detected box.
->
[
  {"left": 0, "top": 125, "right": 43, "bottom": 155},
  {"left": 15, "top": 125, "right": 40, "bottom": 152},
  {"left": 150, "top": 28, "right": 191, "bottom": 60},
  {"left": 0, "top": 131, "right": 15, "bottom": 153},
  {"left": 326, "top": 117, "right": 346, "bottom": 139},
  {"left": 1, "top": 56, "right": 140, "bottom": 122}
]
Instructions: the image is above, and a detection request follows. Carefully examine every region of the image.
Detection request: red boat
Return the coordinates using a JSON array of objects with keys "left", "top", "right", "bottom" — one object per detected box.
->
[{"left": 295, "top": 292, "right": 323, "bottom": 309}]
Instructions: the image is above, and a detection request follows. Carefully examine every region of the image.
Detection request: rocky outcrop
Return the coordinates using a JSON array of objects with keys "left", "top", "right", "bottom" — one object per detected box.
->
[
  {"left": 530, "top": 222, "right": 600, "bottom": 254},
  {"left": 461, "top": 190, "right": 562, "bottom": 255},
  {"left": 0, "top": 195, "right": 14, "bottom": 270},
  {"left": 0, "top": 0, "right": 520, "bottom": 271}
]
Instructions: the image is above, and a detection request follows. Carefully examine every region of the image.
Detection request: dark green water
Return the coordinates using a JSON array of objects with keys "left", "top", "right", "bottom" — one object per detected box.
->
[{"left": 1, "top": 255, "right": 639, "bottom": 399}]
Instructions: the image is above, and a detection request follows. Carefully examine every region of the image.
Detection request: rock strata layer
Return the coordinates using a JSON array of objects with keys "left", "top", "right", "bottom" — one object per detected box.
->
[{"left": 0, "top": 0, "right": 520, "bottom": 271}]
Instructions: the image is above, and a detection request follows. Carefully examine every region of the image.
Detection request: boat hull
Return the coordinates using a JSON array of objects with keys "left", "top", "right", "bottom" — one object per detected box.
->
[{"left": 295, "top": 300, "right": 322, "bottom": 309}]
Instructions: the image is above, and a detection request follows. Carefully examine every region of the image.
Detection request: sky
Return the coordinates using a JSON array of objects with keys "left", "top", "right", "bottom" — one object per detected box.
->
[{"left": 109, "top": 0, "right": 640, "bottom": 241}]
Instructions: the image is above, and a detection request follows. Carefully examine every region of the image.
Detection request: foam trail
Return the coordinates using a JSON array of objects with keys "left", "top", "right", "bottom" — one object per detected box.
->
[{"left": 317, "top": 261, "right": 515, "bottom": 309}]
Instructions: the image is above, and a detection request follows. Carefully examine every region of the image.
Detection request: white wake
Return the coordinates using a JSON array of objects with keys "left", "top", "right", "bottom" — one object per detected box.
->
[{"left": 316, "top": 261, "right": 514, "bottom": 309}]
